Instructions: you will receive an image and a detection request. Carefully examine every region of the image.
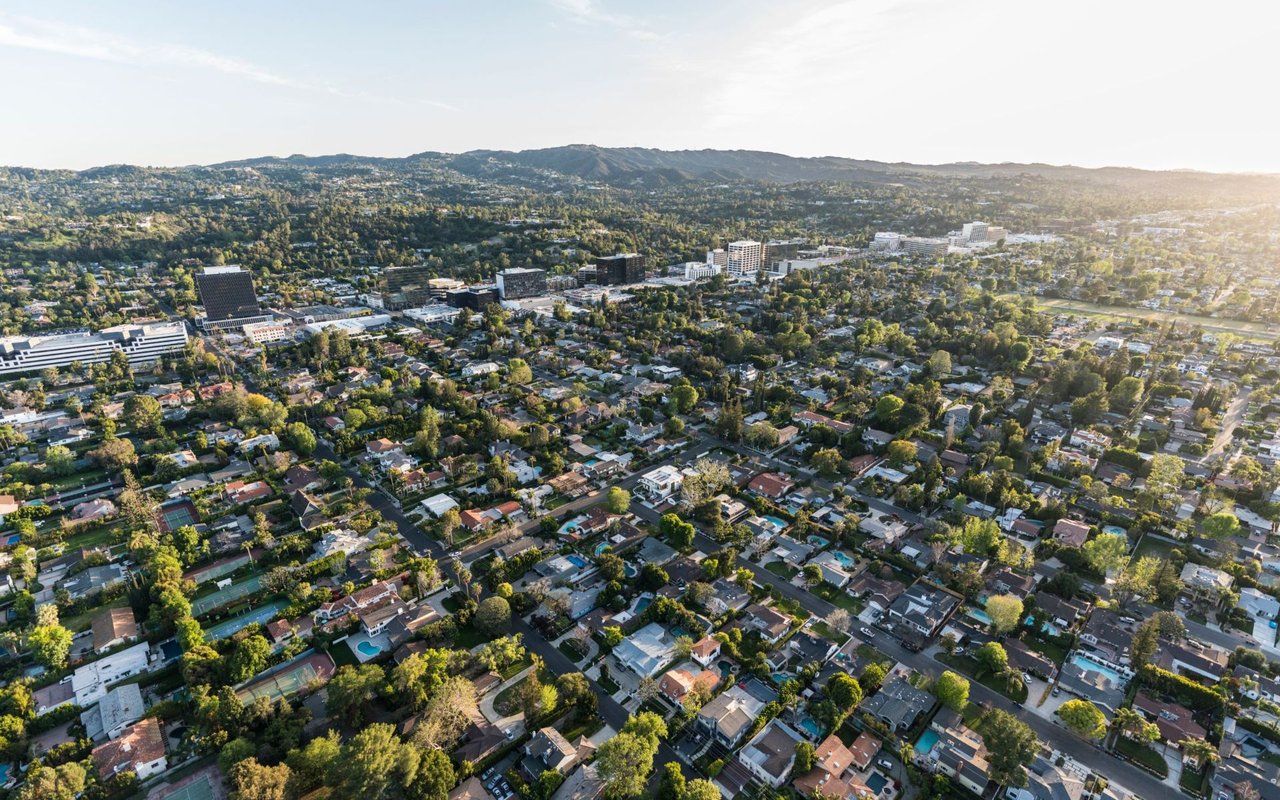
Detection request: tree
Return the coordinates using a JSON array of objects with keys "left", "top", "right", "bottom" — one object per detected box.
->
[
  {"left": 671, "top": 384, "right": 699, "bottom": 414},
  {"left": 794, "top": 740, "right": 816, "bottom": 773},
  {"left": 44, "top": 444, "right": 75, "bottom": 476},
  {"left": 657, "top": 762, "right": 686, "bottom": 800},
  {"left": 985, "top": 594, "right": 1024, "bottom": 634},
  {"left": 220, "top": 737, "right": 258, "bottom": 773},
  {"left": 413, "top": 677, "right": 478, "bottom": 750},
  {"left": 1143, "top": 454, "right": 1185, "bottom": 511},
  {"left": 803, "top": 563, "right": 823, "bottom": 587},
  {"left": 859, "top": 662, "right": 887, "bottom": 694},
  {"left": 125, "top": 394, "right": 164, "bottom": 436},
  {"left": 828, "top": 672, "right": 864, "bottom": 715},
  {"left": 746, "top": 421, "right": 780, "bottom": 449},
  {"left": 229, "top": 635, "right": 272, "bottom": 683},
  {"left": 1109, "top": 376, "right": 1145, "bottom": 410},
  {"left": 326, "top": 664, "right": 384, "bottom": 724},
  {"left": 439, "top": 507, "right": 460, "bottom": 545},
  {"left": 975, "top": 641, "right": 1008, "bottom": 675},
  {"left": 91, "top": 436, "right": 137, "bottom": 468},
  {"left": 927, "top": 349, "right": 952, "bottom": 375},
  {"left": 1112, "top": 707, "right": 1160, "bottom": 744},
  {"left": 333, "top": 723, "right": 418, "bottom": 800},
  {"left": 1082, "top": 533, "right": 1128, "bottom": 575},
  {"left": 934, "top": 671, "right": 970, "bottom": 711},
  {"left": 606, "top": 486, "right": 631, "bottom": 514},
  {"left": 982, "top": 709, "right": 1038, "bottom": 787},
  {"left": 286, "top": 731, "right": 340, "bottom": 795},
  {"left": 886, "top": 440, "right": 917, "bottom": 466},
  {"left": 410, "top": 748, "right": 456, "bottom": 800},
  {"left": 508, "top": 358, "right": 533, "bottom": 386},
  {"left": 810, "top": 448, "right": 845, "bottom": 478},
  {"left": 1057, "top": 699, "right": 1107, "bottom": 739},
  {"left": 228, "top": 758, "right": 291, "bottom": 800},
  {"left": 1180, "top": 737, "right": 1219, "bottom": 768},
  {"left": 596, "top": 732, "right": 658, "bottom": 799},
  {"left": 15, "top": 763, "right": 86, "bottom": 800},
  {"left": 683, "top": 779, "right": 721, "bottom": 800},
  {"left": 556, "top": 672, "right": 596, "bottom": 718},
  {"left": 597, "top": 552, "right": 625, "bottom": 582},
  {"left": 285, "top": 422, "right": 317, "bottom": 455},
  {"left": 1202, "top": 512, "right": 1241, "bottom": 539},
  {"left": 875, "top": 395, "right": 904, "bottom": 422},
  {"left": 393, "top": 649, "right": 451, "bottom": 709},
  {"left": 475, "top": 596, "right": 512, "bottom": 634},
  {"left": 28, "top": 623, "right": 72, "bottom": 670}
]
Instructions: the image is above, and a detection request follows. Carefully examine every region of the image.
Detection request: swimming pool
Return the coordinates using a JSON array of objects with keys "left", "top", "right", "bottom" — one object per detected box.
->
[
  {"left": 763, "top": 515, "right": 788, "bottom": 530},
  {"left": 634, "top": 596, "right": 652, "bottom": 614},
  {"left": 565, "top": 554, "right": 589, "bottom": 568},
  {"left": 865, "top": 773, "right": 889, "bottom": 794},
  {"left": 1102, "top": 525, "right": 1127, "bottom": 537},
  {"left": 966, "top": 607, "right": 993, "bottom": 625},
  {"left": 357, "top": 641, "right": 382, "bottom": 657},
  {"left": 914, "top": 729, "right": 940, "bottom": 754},
  {"left": 594, "top": 541, "right": 611, "bottom": 555},
  {"left": 808, "top": 535, "right": 831, "bottom": 548},
  {"left": 559, "top": 515, "right": 587, "bottom": 537},
  {"left": 771, "top": 672, "right": 793, "bottom": 684},
  {"left": 1070, "top": 653, "right": 1127, "bottom": 684},
  {"left": 831, "top": 551, "right": 856, "bottom": 569},
  {"left": 797, "top": 717, "right": 822, "bottom": 737},
  {"left": 1027, "top": 615, "right": 1060, "bottom": 636}
]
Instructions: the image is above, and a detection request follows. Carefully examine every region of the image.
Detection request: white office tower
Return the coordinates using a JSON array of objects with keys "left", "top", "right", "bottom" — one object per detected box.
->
[
  {"left": 871, "top": 232, "right": 904, "bottom": 252},
  {"left": 670, "top": 262, "right": 720, "bottom": 281},
  {"left": 0, "top": 321, "right": 189, "bottom": 376},
  {"left": 726, "top": 240, "right": 763, "bottom": 276},
  {"left": 961, "top": 222, "right": 990, "bottom": 242}
]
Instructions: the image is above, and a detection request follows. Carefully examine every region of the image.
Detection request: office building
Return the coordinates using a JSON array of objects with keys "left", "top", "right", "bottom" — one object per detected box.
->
[
  {"left": 727, "top": 240, "right": 763, "bottom": 276},
  {"left": 446, "top": 286, "right": 500, "bottom": 311},
  {"left": 871, "top": 232, "right": 904, "bottom": 252},
  {"left": 496, "top": 268, "right": 548, "bottom": 300},
  {"left": 764, "top": 238, "right": 806, "bottom": 265},
  {"left": 381, "top": 265, "right": 437, "bottom": 310},
  {"left": 706, "top": 249, "right": 728, "bottom": 268},
  {"left": 902, "top": 237, "right": 950, "bottom": 257},
  {"left": 242, "top": 321, "right": 292, "bottom": 344},
  {"left": 595, "top": 254, "right": 645, "bottom": 285},
  {"left": 669, "top": 262, "right": 720, "bottom": 281},
  {"left": 0, "top": 321, "right": 189, "bottom": 377},
  {"left": 196, "top": 266, "right": 269, "bottom": 330},
  {"left": 961, "top": 222, "right": 989, "bottom": 243}
]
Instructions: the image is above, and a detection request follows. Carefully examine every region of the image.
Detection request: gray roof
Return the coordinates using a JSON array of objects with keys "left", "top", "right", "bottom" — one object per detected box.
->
[{"left": 80, "top": 683, "right": 144, "bottom": 741}]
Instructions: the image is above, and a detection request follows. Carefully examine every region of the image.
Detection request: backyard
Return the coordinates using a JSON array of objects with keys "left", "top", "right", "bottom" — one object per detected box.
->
[
  {"left": 1113, "top": 736, "right": 1169, "bottom": 777},
  {"left": 937, "top": 652, "right": 1029, "bottom": 704}
]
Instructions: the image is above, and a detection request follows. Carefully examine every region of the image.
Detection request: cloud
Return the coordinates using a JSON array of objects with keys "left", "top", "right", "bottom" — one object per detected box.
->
[
  {"left": 548, "top": 0, "right": 661, "bottom": 41},
  {"left": 0, "top": 14, "right": 454, "bottom": 109}
]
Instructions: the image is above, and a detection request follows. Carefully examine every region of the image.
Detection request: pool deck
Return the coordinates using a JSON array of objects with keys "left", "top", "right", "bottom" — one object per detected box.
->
[{"left": 346, "top": 629, "right": 391, "bottom": 663}]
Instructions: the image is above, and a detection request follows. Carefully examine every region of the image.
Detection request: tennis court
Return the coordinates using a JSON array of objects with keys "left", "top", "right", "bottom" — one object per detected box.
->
[
  {"left": 185, "top": 552, "right": 252, "bottom": 584},
  {"left": 158, "top": 499, "right": 199, "bottom": 533},
  {"left": 191, "top": 574, "right": 264, "bottom": 617},
  {"left": 151, "top": 768, "right": 222, "bottom": 800},
  {"left": 237, "top": 650, "right": 335, "bottom": 704},
  {"left": 203, "top": 599, "right": 286, "bottom": 641}
]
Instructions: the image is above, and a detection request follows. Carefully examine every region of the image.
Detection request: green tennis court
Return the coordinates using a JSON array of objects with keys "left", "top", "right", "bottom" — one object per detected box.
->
[
  {"left": 190, "top": 574, "right": 264, "bottom": 617},
  {"left": 155, "top": 771, "right": 218, "bottom": 800},
  {"left": 237, "top": 650, "right": 335, "bottom": 704}
]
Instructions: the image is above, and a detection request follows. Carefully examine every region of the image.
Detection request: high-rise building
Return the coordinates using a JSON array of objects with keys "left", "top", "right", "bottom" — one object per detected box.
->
[
  {"left": 764, "top": 238, "right": 806, "bottom": 265},
  {"left": 196, "top": 267, "right": 269, "bottom": 330},
  {"left": 495, "top": 268, "right": 547, "bottom": 299},
  {"left": 381, "top": 265, "right": 438, "bottom": 310},
  {"left": 985, "top": 226, "right": 1008, "bottom": 243},
  {"left": 727, "top": 241, "right": 763, "bottom": 276},
  {"left": 961, "top": 222, "right": 989, "bottom": 243},
  {"left": 594, "top": 254, "right": 645, "bottom": 285},
  {"left": 0, "top": 321, "right": 189, "bottom": 376},
  {"left": 871, "top": 232, "right": 904, "bottom": 252},
  {"left": 706, "top": 249, "right": 728, "bottom": 268},
  {"left": 446, "top": 286, "right": 500, "bottom": 311}
]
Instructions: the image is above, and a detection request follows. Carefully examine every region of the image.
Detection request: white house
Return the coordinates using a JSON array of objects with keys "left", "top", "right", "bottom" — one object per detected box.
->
[{"left": 637, "top": 465, "right": 683, "bottom": 501}]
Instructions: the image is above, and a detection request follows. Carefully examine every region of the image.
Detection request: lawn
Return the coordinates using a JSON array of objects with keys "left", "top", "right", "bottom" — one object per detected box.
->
[
  {"left": 63, "top": 521, "right": 124, "bottom": 551},
  {"left": 557, "top": 639, "right": 588, "bottom": 664},
  {"left": 1021, "top": 296, "right": 1280, "bottom": 342},
  {"left": 597, "top": 672, "right": 620, "bottom": 695},
  {"left": 810, "top": 582, "right": 859, "bottom": 612},
  {"left": 764, "top": 561, "right": 798, "bottom": 580},
  {"left": 937, "top": 653, "right": 1029, "bottom": 704},
  {"left": 1023, "top": 634, "right": 1071, "bottom": 664},
  {"left": 454, "top": 624, "right": 495, "bottom": 650},
  {"left": 1179, "top": 764, "right": 1210, "bottom": 797},
  {"left": 810, "top": 620, "right": 850, "bottom": 645},
  {"left": 493, "top": 676, "right": 531, "bottom": 717},
  {"left": 1113, "top": 737, "right": 1168, "bottom": 777},
  {"left": 61, "top": 596, "right": 131, "bottom": 634}
]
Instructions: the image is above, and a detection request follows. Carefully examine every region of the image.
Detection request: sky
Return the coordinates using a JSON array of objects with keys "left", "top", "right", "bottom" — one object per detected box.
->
[{"left": 1, "top": 0, "right": 1277, "bottom": 172}]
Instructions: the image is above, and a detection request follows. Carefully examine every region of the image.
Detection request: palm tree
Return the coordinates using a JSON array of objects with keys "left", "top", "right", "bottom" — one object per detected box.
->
[{"left": 1179, "top": 738, "right": 1219, "bottom": 771}]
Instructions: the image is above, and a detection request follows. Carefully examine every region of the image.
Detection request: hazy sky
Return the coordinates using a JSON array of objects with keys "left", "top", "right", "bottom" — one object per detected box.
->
[{"left": 2, "top": 0, "right": 1276, "bottom": 172}]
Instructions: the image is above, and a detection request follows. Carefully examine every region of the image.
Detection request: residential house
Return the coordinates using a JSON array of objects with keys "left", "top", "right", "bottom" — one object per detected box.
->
[
  {"left": 659, "top": 667, "right": 719, "bottom": 705},
  {"left": 861, "top": 675, "right": 933, "bottom": 732},
  {"left": 1053, "top": 518, "right": 1091, "bottom": 547},
  {"left": 743, "top": 603, "right": 792, "bottom": 643},
  {"left": 80, "top": 683, "right": 144, "bottom": 742},
  {"left": 691, "top": 636, "right": 721, "bottom": 668},
  {"left": 698, "top": 685, "right": 764, "bottom": 746},
  {"left": 613, "top": 622, "right": 678, "bottom": 677},
  {"left": 92, "top": 718, "right": 167, "bottom": 781},
  {"left": 739, "top": 720, "right": 803, "bottom": 788},
  {"left": 887, "top": 582, "right": 960, "bottom": 639},
  {"left": 748, "top": 472, "right": 795, "bottom": 500},
  {"left": 91, "top": 607, "right": 139, "bottom": 654}
]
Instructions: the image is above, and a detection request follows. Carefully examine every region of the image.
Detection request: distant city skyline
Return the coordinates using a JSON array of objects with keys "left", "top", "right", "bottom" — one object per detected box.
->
[{"left": 2, "top": 0, "right": 1276, "bottom": 173}]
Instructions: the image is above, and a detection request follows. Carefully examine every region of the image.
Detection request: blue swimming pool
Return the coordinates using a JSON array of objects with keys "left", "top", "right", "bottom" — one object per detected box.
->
[
  {"left": 1027, "top": 615, "right": 1059, "bottom": 636},
  {"left": 1071, "top": 653, "right": 1126, "bottom": 684},
  {"left": 831, "top": 551, "right": 856, "bottom": 569},
  {"left": 798, "top": 717, "right": 822, "bottom": 737},
  {"left": 559, "top": 515, "right": 587, "bottom": 537},
  {"left": 594, "top": 541, "right": 611, "bottom": 555},
  {"left": 914, "top": 729, "right": 940, "bottom": 754},
  {"left": 634, "top": 596, "right": 652, "bottom": 614},
  {"left": 1102, "top": 525, "right": 1127, "bottom": 537},
  {"left": 808, "top": 535, "right": 831, "bottom": 548},
  {"left": 966, "top": 607, "right": 993, "bottom": 625},
  {"left": 565, "top": 554, "right": 589, "bottom": 568},
  {"left": 357, "top": 641, "right": 382, "bottom": 658},
  {"left": 771, "top": 672, "right": 793, "bottom": 685},
  {"left": 763, "top": 515, "right": 788, "bottom": 529},
  {"left": 866, "top": 773, "right": 889, "bottom": 794}
]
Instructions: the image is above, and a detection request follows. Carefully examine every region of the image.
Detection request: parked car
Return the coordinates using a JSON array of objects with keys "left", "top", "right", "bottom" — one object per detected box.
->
[
  {"left": 860, "top": 627, "right": 875, "bottom": 638},
  {"left": 877, "top": 758, "right": 894, "bottom": 770}
]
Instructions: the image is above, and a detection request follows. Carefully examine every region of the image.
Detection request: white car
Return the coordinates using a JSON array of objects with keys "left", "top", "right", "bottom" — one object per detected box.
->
[{"left": 860, "top": 627, "right": 875, "bottom": 638}]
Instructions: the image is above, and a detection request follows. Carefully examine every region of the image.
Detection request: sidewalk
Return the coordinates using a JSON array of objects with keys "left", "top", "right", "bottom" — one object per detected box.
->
[{"left": 480, "top": 665, "right": 532, "bottom": 725}]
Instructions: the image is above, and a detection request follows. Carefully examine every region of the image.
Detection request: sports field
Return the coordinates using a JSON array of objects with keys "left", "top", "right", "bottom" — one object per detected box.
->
[
  {"left": 1029, "top": 296, "right": 1280, "bottom": 341},
  {"left": 237, "top": 650, "right": 335, "bottom": 704},
  {"left": 151, "top": 768, "right": 222, "bottom": 800},
  {"left": 190, "top": 574, "right": 264, "bottom": 617}
]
